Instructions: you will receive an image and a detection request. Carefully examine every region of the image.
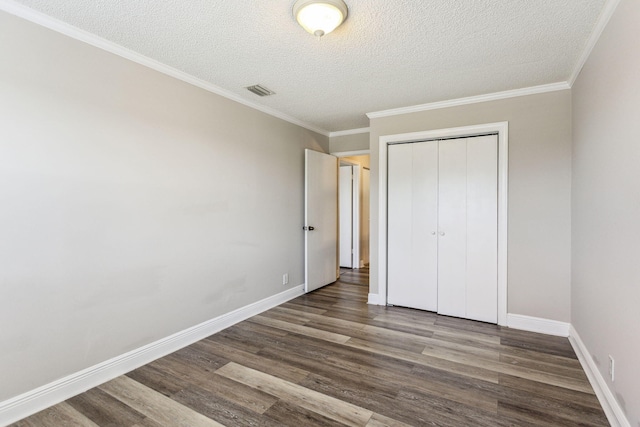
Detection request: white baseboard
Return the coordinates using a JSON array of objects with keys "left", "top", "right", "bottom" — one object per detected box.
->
[
  {"left": 506, "top": 313, "right": 570, "bottom": 337},
  {"left": 367, "top": 293, "right": 384, "bottom": 305},
  {"left": 0, "top": 284, "right": 305, "bottom": 427},
  {"left": 569, "top": 326, "right": 630, "bottom": 427}
]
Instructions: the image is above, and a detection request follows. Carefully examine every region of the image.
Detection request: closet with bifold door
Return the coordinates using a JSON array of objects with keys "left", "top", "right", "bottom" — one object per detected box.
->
[{"left": 387, "top": 134, "right": 498, "bottom": 324}]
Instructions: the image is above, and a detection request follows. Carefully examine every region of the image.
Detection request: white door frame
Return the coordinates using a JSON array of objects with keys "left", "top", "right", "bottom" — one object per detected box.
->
[
  {"left": 333, "top": 150, "right": 370, "bottom": 270},
  {"left": 378, "top": 122, "right": 509, "bottom": 326}
]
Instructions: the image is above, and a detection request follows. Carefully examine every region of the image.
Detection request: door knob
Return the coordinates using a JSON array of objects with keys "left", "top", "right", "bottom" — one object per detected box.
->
[
  {"left": 430, "top": 231, "right": 436, "bottom": 235},
  {"left": 303, "top": 226, "right": 315, "bottom": 231},
  {"left": 439, "top": 231, "right": 445, "bottom": 236}
]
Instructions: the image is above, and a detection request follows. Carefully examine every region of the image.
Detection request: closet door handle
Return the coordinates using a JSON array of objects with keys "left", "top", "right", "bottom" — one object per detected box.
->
[
  {"left": 439, "top": 231, "right": 445, "bottom": 236},
  {"left": 430, "top": 231, "right": 436, "bottom": 235}
]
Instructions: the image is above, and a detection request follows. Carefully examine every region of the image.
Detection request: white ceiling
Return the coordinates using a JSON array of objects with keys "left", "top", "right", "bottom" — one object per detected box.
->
[{"left": 7, "top": 0, "right": 607, "bottom": 133}]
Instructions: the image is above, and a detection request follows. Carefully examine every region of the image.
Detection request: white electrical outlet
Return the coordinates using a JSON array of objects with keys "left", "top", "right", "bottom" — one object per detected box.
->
[
  {"left": 608, "top": 355, "right": 615, "bottom": 382},
  {"left": 282, "top": 273, "right": 289, "bottom": 285}
]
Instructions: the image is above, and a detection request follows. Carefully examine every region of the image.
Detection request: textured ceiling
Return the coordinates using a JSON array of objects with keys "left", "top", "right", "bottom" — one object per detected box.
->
[{"left": 9, "top": 0, "right": 607, "bottom": 133}]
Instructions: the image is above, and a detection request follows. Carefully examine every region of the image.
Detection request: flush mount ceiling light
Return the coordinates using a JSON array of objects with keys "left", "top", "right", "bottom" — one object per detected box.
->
[{"left": 293, "top": 0, "right": 348, "bottom": 38}]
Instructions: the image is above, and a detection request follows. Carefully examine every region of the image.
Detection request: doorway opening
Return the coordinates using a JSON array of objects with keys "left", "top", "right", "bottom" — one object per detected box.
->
[{"left": 336, "top": 153, "right": 370, "bottom": 271}]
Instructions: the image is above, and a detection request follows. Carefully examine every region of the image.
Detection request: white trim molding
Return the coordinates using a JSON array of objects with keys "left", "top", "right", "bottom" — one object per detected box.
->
[
  {"left": 331, "top": 150, "right": 371, "bottom": 157},
  {"left": 506, "top": 314, "right": 570, "bottom": 337},
  {"left": 569, "top": 326, "right": 630, "bottom": 427},
  {"left": 367, "top": 293, "right": 384, "bottom": 305},
  {"left": 378, "top": 122, "right": 509, "bottom": 326},
  {"left": 0, "top": 0, "right": 329, "bottom": 137},
  {"left": 568, "top": 0, "right": 622, "bottom": 86},
  {"left": 329, "top": 127, "right": 371, "bottom": 138},
  {"left": 366, "top": 83, "right": 569, "bottom": 120},
  {"left": 0, "top": 284, "right": 305, "bottom": 427}
]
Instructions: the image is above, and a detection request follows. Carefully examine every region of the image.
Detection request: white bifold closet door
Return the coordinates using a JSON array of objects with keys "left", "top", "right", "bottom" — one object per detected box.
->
[
  {"left": 387, "top": 135, "right": 498, "bottom": 323},
  {"left": 387, "top": 141, "right": 439, "bottom": 311}
]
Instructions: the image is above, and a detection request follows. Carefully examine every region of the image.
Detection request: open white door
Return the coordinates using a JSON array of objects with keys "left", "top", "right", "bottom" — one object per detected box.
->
[{"left": 305, "top": 149, "right": 338, "bottom": 292}]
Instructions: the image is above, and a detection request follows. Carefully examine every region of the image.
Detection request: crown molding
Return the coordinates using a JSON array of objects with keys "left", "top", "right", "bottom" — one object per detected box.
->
[
  {"left": 0, "top": 0, "right": 330, "bottom": 137},
  {"left": 568, "top": 0, "right": 621, "bottom": 87},
  {"left": 2, "top": 0, "right": 617, "bottom": 135},
  {"left": 366, "top": 82, "right": 571, "bottom": 120},
  {"left": 331, "top": 150, "right": 370, "bottom": 157},
  {"left": 329, "top": 127, "right": 370, "bottom": 138}
]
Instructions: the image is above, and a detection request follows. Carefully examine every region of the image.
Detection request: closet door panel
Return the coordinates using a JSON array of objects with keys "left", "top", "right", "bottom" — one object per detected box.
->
[
  {"left": 387, "top": 142, "right": 438, "bottom": 310},
  {"left": 411, "top": 141, "right": 439, "bottom": 311},
  {"left": 387, "top": 144, "right": 414, "bottom": 307},
  {"left": 437, "top": 139, "right": 467, "bottom": 318},
  {"left": 466, "top": 135, "right": 498, "bottom": 323}
]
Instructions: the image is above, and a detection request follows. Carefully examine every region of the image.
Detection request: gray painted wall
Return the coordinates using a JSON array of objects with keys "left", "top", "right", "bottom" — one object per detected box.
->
[
  {"left": 572, "top": 0, "right": 640, "bottom": 424},
  {"left": 369, "top": 90, "right": 573, "bottom": 322},
  {"left": 330, "top": 132, "right": 370, "bottom": 153},
  {"left": 0, "top": 11, "right": 328, "bottom": 401}
]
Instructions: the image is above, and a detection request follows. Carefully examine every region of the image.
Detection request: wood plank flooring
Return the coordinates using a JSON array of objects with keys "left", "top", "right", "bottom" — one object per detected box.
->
[{"left": 12, "top": 268, "right": 609, "bottom": 426}]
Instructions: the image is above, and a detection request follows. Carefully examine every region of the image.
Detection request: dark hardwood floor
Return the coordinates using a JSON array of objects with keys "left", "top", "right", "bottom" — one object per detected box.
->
[{"left": 13, "top": 268, "right": 609, "bottom": 426}]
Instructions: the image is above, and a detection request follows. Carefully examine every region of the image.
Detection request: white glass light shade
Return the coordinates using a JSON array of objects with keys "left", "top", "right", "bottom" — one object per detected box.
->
[{"left": 293, "top": 0, "right": 348, "bottom": 37}]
